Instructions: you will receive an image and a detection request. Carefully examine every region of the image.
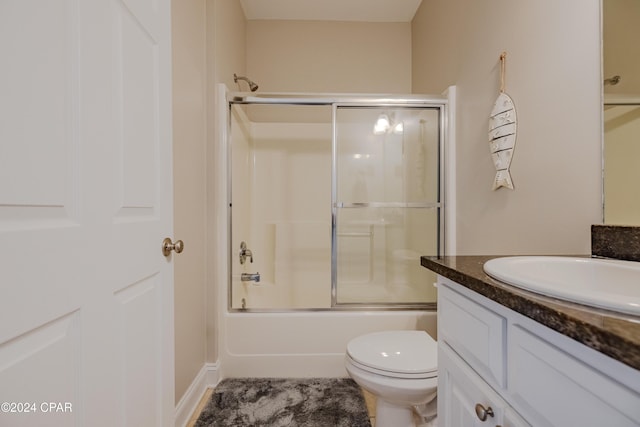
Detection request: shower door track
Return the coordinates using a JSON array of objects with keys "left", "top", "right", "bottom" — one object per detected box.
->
[
  {"left": 229, "top": 93, "right": 446, "bottom": 106},
  {"left": 227, "top": 92, "right": 448, "bottom": 312}
]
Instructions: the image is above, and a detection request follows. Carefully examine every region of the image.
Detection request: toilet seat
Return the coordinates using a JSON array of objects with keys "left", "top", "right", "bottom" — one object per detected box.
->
[
  {"left": 346, "top": 330, "right": 437, "bottom": 379},
  {"left": 346, "top": 354, "right": 437, "bottom": 379}
]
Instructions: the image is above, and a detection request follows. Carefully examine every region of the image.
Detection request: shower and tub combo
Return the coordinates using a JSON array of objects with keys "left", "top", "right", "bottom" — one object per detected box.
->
[{"left": 215, "top": 85, "right": 452, "bottom": 384}]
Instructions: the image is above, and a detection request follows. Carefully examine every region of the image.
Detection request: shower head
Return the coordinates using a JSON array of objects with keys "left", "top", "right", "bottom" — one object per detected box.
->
[{"left": 234, "top": 73, "right": 259, "bottom": 92}]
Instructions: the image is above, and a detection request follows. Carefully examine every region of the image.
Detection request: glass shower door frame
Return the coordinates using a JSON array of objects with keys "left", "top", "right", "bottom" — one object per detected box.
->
[{"left": 226, "top": 94, "right": 447, "bottom": 312}]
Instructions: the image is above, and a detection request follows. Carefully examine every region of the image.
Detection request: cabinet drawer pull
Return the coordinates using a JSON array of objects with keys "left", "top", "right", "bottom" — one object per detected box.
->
[{"left": 475, "top": 403, "right": 494, "bottom": 421}]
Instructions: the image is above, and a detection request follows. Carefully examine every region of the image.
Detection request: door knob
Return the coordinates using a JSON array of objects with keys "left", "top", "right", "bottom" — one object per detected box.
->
[
  {"left": 474, "top": 403, "right": 494, "bottom": 421},
  {"left": 162, "top": 238, "right": 184, "bottom": 256}
]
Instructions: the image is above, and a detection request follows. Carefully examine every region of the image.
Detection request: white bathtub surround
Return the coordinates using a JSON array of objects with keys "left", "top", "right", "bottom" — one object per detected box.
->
[{"left": 219, "top": 310, "right": 437, "bottom": 378}]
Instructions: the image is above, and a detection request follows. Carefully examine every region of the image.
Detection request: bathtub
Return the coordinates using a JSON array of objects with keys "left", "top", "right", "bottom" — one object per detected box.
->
[{"left": 219, "top": 309, "right": 437, "bottom": 378}]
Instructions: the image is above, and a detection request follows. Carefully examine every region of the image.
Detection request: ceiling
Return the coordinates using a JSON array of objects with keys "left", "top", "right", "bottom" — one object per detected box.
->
[{"left": 239, "top": 0, "right": 423, "bottom": 23}]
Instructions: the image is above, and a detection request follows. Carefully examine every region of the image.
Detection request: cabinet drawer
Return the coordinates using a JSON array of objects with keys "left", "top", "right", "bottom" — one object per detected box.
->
[
  {"left": 438, "top": 280, "right": 506, "bottom": 388},
  {"left": 509, "top": 325, "right": 640, "bottom": 427},
  {"left": 439, "top": 344, "right": 507, "bottom": 427}
]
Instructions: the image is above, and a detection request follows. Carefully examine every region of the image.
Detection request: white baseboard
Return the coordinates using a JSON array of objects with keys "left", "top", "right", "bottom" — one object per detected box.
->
[{"left": 175, "top": 362, "right": 220, "bottom": 427}]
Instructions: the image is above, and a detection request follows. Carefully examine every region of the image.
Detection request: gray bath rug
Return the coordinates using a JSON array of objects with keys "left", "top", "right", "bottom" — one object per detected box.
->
[{"left": 194, "top": 378, "right": 371, "bottom": 427}]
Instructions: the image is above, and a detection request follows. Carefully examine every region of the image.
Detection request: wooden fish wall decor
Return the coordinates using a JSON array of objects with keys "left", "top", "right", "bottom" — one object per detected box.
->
[{"left": 489, "top": 52, "right": 517, "bottom": 190}]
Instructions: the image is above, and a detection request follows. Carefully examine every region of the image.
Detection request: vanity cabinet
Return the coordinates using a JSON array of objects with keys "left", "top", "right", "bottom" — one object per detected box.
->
[
  {"left": 440, "top": 343, "right": 530, "bottom": 427},
  {"left": 437, "top": 276, "right": 640, "bottom": 427}
]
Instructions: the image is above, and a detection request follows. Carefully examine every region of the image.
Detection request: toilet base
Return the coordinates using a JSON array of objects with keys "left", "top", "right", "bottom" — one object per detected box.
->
[{"left": 376, "top": 399, "right": 416, "bottom": 427}]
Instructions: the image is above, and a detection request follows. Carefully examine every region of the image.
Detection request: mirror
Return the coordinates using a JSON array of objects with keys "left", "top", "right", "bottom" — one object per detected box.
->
[{"left": 603, "top": 0, "right": 640, "bottom": 226}]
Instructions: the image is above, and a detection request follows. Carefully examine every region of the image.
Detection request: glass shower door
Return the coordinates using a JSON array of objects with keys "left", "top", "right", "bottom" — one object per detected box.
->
[
  {"left": 333, "top": 106, "right": 442, "bottom": 306},
  {"left": 227, "top": 95, "right": 445, "bottom": 311},
  {"left": 229, "top": 103, "right": 334, "bottom": 310}
]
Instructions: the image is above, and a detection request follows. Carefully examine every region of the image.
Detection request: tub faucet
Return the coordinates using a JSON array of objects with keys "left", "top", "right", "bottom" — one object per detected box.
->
[
  {"left": 239, "top": 241, "right": 253, "bottom": 264},
  {"left": 241, "top": 272, "right": 260, "bottom": 283}
]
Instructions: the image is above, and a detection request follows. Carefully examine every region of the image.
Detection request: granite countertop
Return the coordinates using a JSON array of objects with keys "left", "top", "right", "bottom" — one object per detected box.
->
[{"left": 421, "top": 255, "right": 640, "bottom": 372}]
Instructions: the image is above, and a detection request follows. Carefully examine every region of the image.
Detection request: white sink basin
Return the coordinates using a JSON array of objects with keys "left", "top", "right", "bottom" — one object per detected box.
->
[{"left": 483, "top": 256, "right": 640, "bottom": 315}]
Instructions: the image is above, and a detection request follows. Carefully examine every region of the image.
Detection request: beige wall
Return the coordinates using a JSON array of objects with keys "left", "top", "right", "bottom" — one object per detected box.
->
[
  {"left": 172, "top": 0, "right": 207, "bottom": 404},
  {"left": 246, "top": 20, "right": 412, "bottom": 93},
  {"left": 413, "top": 0, "right": 603, "bottom": 255},
  {"left": 211, "top": 0, "right": 247, "bottom": 90},
  {"left": 411, "top": 1, "right": 463, "bottom": 94},
  {"left": 603, "top": 0, "right": 640, "bottom": 226},
  {"left": 603, "top": 0, "right": 640, "bottom": 94},
  {"left": 604, "top": 105, "right": 640, "bottom": 225},
  {"left": 172, "top": 0, "right": 247, "bottom": 404}
]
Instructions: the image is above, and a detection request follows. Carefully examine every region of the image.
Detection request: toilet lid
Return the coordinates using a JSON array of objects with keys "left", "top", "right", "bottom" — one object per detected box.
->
[{"left": 347, "top": 331, "right": 437, "bottom": 375}]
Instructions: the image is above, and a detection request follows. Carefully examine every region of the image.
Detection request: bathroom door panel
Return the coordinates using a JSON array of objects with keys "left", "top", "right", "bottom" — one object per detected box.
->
[{"left": 0, "top": 1, "right": 174, "bottom": 426}]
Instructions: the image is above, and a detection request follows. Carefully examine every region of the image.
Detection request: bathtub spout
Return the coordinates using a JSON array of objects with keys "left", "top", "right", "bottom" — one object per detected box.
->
[{"left": 241, "top": 272, "right": 260, "bottom": 283}]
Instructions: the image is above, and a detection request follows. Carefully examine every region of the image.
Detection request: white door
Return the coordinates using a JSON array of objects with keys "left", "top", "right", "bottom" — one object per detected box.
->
[{"left": 0, "top": 0, "right": 174, "bottom": 426}]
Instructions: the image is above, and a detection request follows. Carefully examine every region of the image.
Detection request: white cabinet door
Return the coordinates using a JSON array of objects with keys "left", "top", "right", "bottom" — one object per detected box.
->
[
  {"left": 503, "top": 407, "right": 531, "bottom": 427},
  {"left": 0, "top": 1, "right": 174, "bottom": 426},
  {"left": 439, "top": 344, "right": 505, "bottom": 427},
  {"left": 509, "top": 325, "right": 640, "bottom": 427},
  {"left": 438, "top": 278, "right": 506, "bottom": 389}
]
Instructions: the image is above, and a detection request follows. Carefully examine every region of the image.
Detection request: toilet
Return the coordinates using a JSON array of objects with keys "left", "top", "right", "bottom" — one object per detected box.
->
[{"left": 345, "top": 330, "right": 438, "bottom": 427}]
